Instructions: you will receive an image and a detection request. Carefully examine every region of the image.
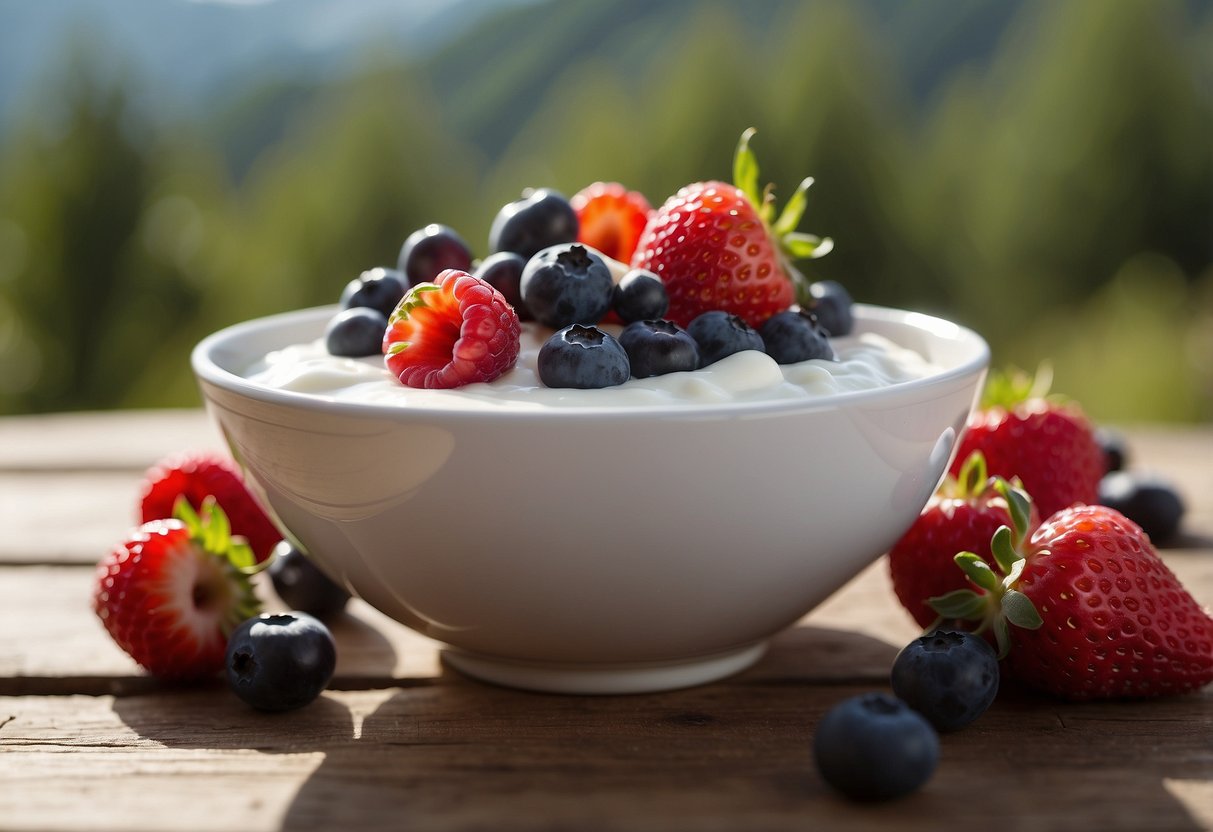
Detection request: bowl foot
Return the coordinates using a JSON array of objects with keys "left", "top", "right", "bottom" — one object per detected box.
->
[{"left": 440, "top": 641, "right": 768, "bottom": 695}]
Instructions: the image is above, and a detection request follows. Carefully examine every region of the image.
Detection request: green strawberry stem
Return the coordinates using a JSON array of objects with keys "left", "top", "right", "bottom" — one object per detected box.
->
[
  {"left": 925, "top": 478, "right": 1044, "bottom": 658},
  {"left": 731, "top": 128, "right": 833, "bottom": 298},
  {"left": 173, "top": 495, "right": 269, "bottom": 576},
  {"left": 981, "top": 363, "right": 1055, "bottom": 410}
]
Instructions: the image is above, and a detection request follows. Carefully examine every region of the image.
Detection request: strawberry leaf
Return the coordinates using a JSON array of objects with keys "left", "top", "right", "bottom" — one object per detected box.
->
[
  {"left": 956, "top": 552, "right": 1000, "bottom": 592},
  {"left": 1002, "top": 589, "right": 1043, "bottom": 630},
  {"left": 992, "top": 615, "right": 1012, "bottom": 659},
  {"left": 771, "top": 177, "right": 814, "bottom": 237},
  {"left": 990, "top": 526, "right": 1020, "bottom": 575},
  {"left": 782, "top": 232, "right": 833, "bottom": 260},
  {"left": 958, "top": 450, "right": 988, "bottom": 497},
  {"left": 733, "top": 127, "right": 761, "bottom": 210},
  {"left": 928, "top": 587, "right": 988, "bottom": 620}
]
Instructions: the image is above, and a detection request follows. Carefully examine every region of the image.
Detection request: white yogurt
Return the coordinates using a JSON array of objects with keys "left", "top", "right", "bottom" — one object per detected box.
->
[{"left": 245, "top": 323, "right": 936, "bottom": 411}]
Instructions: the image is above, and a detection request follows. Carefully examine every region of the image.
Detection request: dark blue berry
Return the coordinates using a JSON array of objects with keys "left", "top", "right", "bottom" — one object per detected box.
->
[
  {"left": 398, "top": 224, "right": 473, "bottom": 287},
  {"left": 812, "top": 693, "right": 939, "bottom": 802},
  {"left": 687, "top": 310, "right": 765, "bottom": 367},
  {"left": 339, "top": 267, "right": 406, "bottom": 317},
  {"left": 618, "top": 320, "right": 699, "bottom": 378},
  {"left": 521, "top": 244, "right": 613, "bottom": 330},
  {"left": 612, "top": 269, "right": 668, "bottom": 323},
  {"left": 537, "top": 324, "right": 630, "bottom": 389},
  {"left": 1099, "top": 471, "right": 1185, "bottom": 543},
  {"left": 890, "top": 630, "right": 999, "bottom": 732},
  {"left": 324, "top": 307, "right": 388, "bottom": 357},
  {"left": 268, "top": 541, "right": 351, "bottom": 620},
  {"left": 760, "top": 309, "right": 835, "bottom": 364},
  {"left": 225, "top": 612, "right": 337, "bottom": 712},
  {"left": 806, "top": 280, "right": 855, "bottom": 336},
  {"left": 489, "top": 188, "right": 578, "bottom": 260},
  {"left": 473, "top": 251, "right": 531, "bottom": 321},
  {"left": 1095, "top": 427, "right": 1128, "bottom": 474}
]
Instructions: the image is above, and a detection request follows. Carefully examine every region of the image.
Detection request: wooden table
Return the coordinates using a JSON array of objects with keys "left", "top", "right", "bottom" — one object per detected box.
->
[{"left": 2, "top": 410, "right": 1210, "bottom": 831}]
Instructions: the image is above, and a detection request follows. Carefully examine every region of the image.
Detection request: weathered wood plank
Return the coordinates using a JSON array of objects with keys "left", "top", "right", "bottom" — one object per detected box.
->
[
  {"left": 0, "top": 561, "right": 929, "bottom": 694},
  {"left": 5, "top": 552, "right": 1212, "bottom": 695},
  {"left": 0, "top": 409, "right": 224, "bottom": 472},
  {"left": 2, "top": 686, "right": 1210, "bottom": 832}
]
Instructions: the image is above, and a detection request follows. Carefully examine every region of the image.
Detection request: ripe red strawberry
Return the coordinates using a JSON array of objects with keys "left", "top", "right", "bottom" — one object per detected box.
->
[
  {"left": 888, "top": 452, "right": 1039, "bottom": 628},
  {"left": 140, "top": 451, "right": 281, "bottom": 562},
  {"left": 931, "top": 487, "right": 1213, "bottom": 700},
  {"left": 571, "top": 181, "right": 652, "bottom": 264},
  {"left": 630, "top": 128, "right": 832, "bottom": 328},
  {"left": 383, "top": 269, "right": 521, "bottom": 389},
  {"left": 950, "top": 368, "right": 1104, "bottom": 519},
  {"left": 94, "top": 499, "right": 261, "bottom": 680}
]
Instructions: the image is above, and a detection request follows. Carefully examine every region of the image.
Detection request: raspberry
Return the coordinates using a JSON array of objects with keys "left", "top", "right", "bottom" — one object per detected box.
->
[{"left": 383, "top": 270, "right": 521, "bottom": 389}]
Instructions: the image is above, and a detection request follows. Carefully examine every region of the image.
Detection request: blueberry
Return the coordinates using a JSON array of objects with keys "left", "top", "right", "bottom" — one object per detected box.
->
[
  {"left": 339, "top": 267, "right": 407, "bottom": 317},
  {"left": 268, "top": 541, "right": 351, "bottom": 620},
  {"left": 520, "top": 243, "right": 614, "bottom": 330},
  {"left": 812, "top": 693, "right": 939, "bottom": 802},
  {"left": 398, "top": 224, "right": 473, "bottom": 287},
  {"left": 489, "top": 188, "right": 579, "bottom": 260},
  {"left": 806, "top": 279, "right": 855, "bottom": 336},
  {"left": 537, "top": 324, "right": 630, "bottom": 389},
  {"left": 687, "top": 310, "right": 765, "bottom": 367},
  {"left": 324, "top": 307, "right": 388, "bottom": 357},
  {"left": 1099, "top": 471, "right": 1185, "bottom": 543},
  {"left": 1095, "top": 427, "right": 1128, "bottom": 474},
  {"left": 890, "top": 630, "right": 999, "bottom": 732},
  {"left": 473, "top": 251, "right": 531, "bottom": 321},
  {"left": 618, "top": 320, "right": 699, "bottom": 378},
  {"left": 612, "top": 269, "right": 668, "bottom": 323},
  {"left": 225, "top": 612, "right": 337, "bottom": 712},
  {"left": 760, "top": 309, "right": 836, "bottom": 364}
]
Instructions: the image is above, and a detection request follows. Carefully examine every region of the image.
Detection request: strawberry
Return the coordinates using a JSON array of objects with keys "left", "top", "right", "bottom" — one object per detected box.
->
[
  {"left": 630, "top": 128, "right": 832, "bottom": 328},
  {"left": 888, "top": 452, "right": 1039, "bottom": 628},
  {"left": 94, "top": 498, "right": 262, "bottom": 680},
  {"left": 383, "top": 269, "right": 521, "bottom": 389},
  {"left": 950, "top": 367, "right": 1104, "bottom": 519},
  {"left": 140, "top": 451, "right": 281, "bottom": 562},
  {"left": 930, "top": 484, "right": 1213, "bottom": 700},
  {"left": 571, "top": 182, "right": 652, "bottom": 264}
]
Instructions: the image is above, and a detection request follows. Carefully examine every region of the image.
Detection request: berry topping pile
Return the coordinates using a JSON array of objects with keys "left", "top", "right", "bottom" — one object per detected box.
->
[
  {"left": 316, "top": 128, "right": 850, "bottom": 392},
  {"left": 384, "top": 269, "right": 522, "bottom": 389}
]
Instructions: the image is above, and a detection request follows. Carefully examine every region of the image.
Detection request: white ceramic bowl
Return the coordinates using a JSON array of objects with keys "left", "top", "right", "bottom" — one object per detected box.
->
[{"left": 192, "top": 305, "right": 988, "bottom": 694}]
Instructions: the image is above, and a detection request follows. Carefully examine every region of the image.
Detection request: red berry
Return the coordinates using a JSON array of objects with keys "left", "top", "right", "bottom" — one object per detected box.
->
[
  {"left": 383, "top": 270, "right": 521, "bottom": 389},
  {"left": 140, "top": 452, "right": 280, "bottom": 562},
  {"left": 94, "top": 501, "right": 260, "bottom": 680},
  {"left": 632, "top": 181, "right": 790, "bottom": 328},
  {"left": 571, "top": 182, "right": 652, "bottom": 264},
  {"left": 889, "top": 453, "right": 1038, "bottom": 628},
  {"left": 929, "top": 486, "right": 1213, "bottom": 700},
  {"left": 631, "top": 130, "right": 831, "bottom": 328},
  {"left": 952, "top": 400, "right": 1103, "bottom": 519},
  {"left": 1008, "top": 505, "right": 1213, "bottom": 699}
]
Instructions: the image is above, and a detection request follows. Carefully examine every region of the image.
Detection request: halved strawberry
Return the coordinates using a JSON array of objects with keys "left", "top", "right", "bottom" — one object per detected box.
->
[
  {"left": 94, "top": 498, "right": 262, "bottom": 680},
  {"left": 383, "top": 269, "right": 521, "bottom": 389},
  {"left": 139, "top": 451, "right": 281, "bottom": 563},
  {"left": 572, "top": 182, "right": 652, "bottom": 264}
]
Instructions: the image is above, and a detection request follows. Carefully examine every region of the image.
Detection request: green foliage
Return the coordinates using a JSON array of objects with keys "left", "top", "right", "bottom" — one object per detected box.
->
[{"left": 0, "top": 0, "right": 1209, "bottom": 420}]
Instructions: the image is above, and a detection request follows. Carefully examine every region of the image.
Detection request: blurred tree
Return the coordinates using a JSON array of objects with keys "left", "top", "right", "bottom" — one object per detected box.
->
[{"left": 0, "top": 40, "right": 154, "bottom": 412}]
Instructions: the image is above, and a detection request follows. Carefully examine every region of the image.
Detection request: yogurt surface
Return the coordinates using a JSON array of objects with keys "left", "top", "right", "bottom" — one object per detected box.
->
[{"left": 244, "top": 322, "right": 939, "bottom": 412}]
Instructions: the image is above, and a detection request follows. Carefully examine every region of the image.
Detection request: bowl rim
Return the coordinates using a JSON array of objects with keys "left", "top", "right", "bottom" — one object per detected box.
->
[{"left": 191, "top": 303, "right": 990, "bottom": 421}]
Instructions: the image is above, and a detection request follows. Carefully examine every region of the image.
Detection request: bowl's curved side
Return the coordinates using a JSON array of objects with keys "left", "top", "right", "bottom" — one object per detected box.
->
[{"left": 197, "top": 371, "right": 983, "bottom": 667}]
